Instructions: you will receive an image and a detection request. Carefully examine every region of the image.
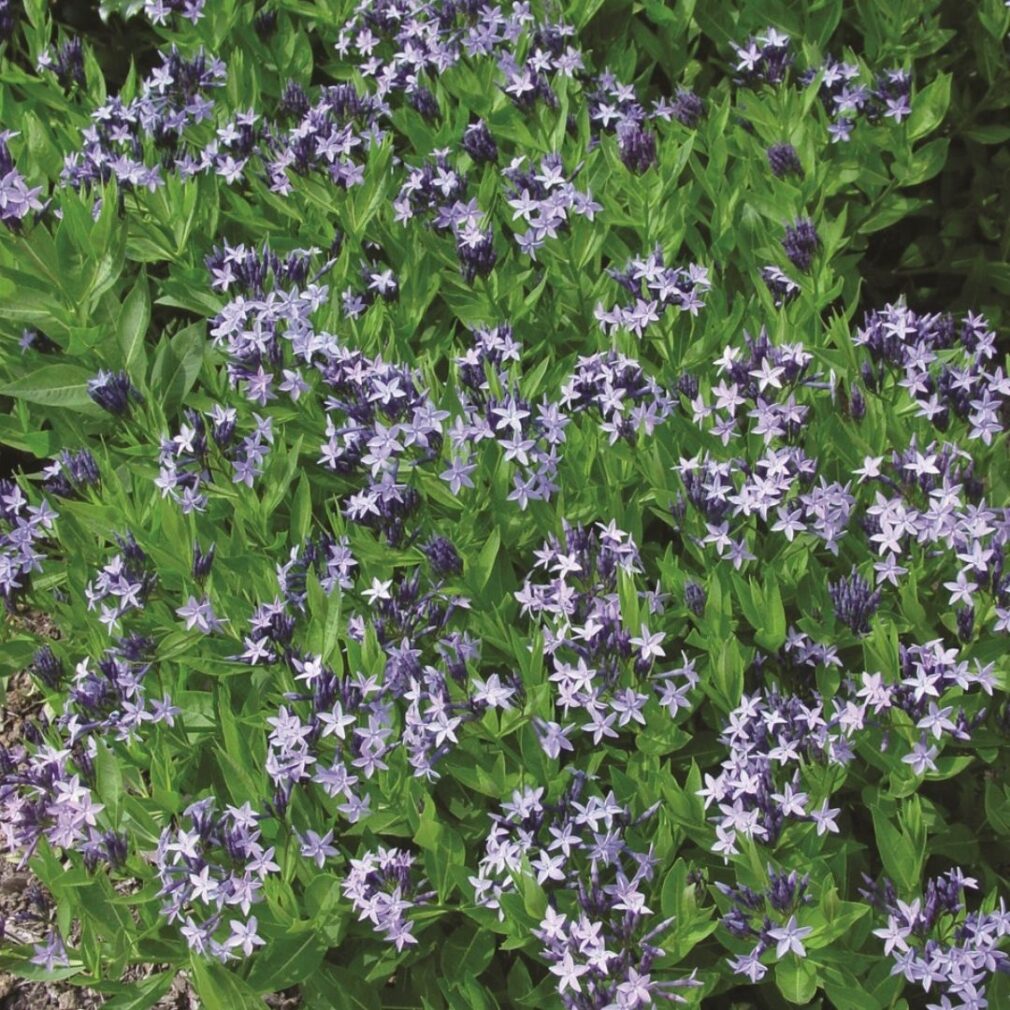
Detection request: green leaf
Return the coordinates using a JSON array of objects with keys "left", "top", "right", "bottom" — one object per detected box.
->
[
  {"left": 151, "top": 323, "right": 205, "bottom": 417},
  {"left": 440, "top": 925, "right": 496, "bottom": 985},
  {"left": 870, "top": 802, "right": 924, "bottom": 893},
  {"left": 245, "top": 930, "right": 327, "bottom": 993},
  {"left": 118, "top": 272, "right": 151, "bottom": 385},
  {"left": 306, "top": 966, "right": 381, "bottom": 1010},
  {"left": 775, "top": 955, "right": 819, "bottom": 1004},
  {"left": 0, "top": 364, "right": 96, "bottom": 411},
  {"left": 896, "top": 138, "right": 949, "bottom": 187},
  {"left": 291, "top": 471, "right": 313, "bottom": 543},
  {"left": 822, "top": 967, "right": 879, "bottom": 1010},
  {"left": 985, "top": 781, "right": 1010, "bottom": 836},
  {"left": 101, "top": 972, "right": 175, "bottom": 1009},
  {"left": 470, "top": 527, "right": 500, "bottom": 594},
  {"left": 190, "top": 959, "right": 266, "bottom": 1010},
  {"left": 907, "top": 73, "right": 951, "bottom": 141}
]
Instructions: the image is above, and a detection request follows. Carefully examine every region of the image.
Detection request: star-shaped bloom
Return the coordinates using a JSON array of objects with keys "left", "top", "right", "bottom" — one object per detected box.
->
[{"left": 767, "top": 915, "right": 813, "bottom": 958}]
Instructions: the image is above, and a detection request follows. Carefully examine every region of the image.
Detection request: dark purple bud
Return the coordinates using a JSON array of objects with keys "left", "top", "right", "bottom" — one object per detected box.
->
[
  {"left": 828, "top": 568, "right": 881, "bottom": 636},
  {"left": 767, "top": 143, "right": 803, "bottom": 178},
  {"left": 684, "top": 581, "right": 706, "bottom": 617},
  {"left": 87, "top": 370, "right": 141, "bottom": 416},
  {"left": 850, "top": 383, "right": 866, "bottom": 420},
  {"left": 424, "top": 536, "right": 463, "bottom": 578},
  {"left": 32, "top": 646, "right": 63, "bottom": 689},
  {"left": 409, "top": 86, "right": 439, "bottom": 121},
  {"left": 782, "top": 218, "right": 820, "bottom": 272},
  {"left": 192, "top": 540, "right": 216, "bottom": 580},
  {"left": 671, "top": 88, "right": 704, "bottom": 128},
  {"left": 617, "top": 119, "right": 657, "bottom": 174},
  {"left": 254, "top": 8, "right": 277, "bottom": 38},
  {"left": 461, "top": 120, "right": 498, "bottom": 164},
  {"left": 957, "top": 605, "right": 974, "bottom": 643}
]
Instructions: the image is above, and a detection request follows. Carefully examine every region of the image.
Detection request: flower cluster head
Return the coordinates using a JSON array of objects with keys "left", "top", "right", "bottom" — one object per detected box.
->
[
  {"left": 62, "top": 47, "right": 227, "bottom": 195},
  {"left": 828, "top": 568, "right": 881, "bottom": 635},
  {"left": 156, "top": 407, "right": 271, "bottom": 514},
  {"left": 502, "top": 153, "right": 602, "bottom": 259},
  {"left": 515, "top": 521, "right": 699, "bottom": 749},
  {"left": 461, "top": 119, "right": 498, "bottom": 164},
  {"left": 865, "top": 868, "right": 1010, "bottom": 1009},
  {"left": 616, "top": 118, "right": 658, "bottom": 174},
  {"left": 0, "top": 741, "right": 109, "bottom": 868},
  {"left": 562, "top": 351, "right": 676, "bottom": 446},
  {"left": 732, "top": 27, "right": 794, "bottom": 86},
  {"left": 782, "top": 218, "right": 820, "bottom": 272},
  {"left": 473, "top": 772, "right": 700, "bottom": 1008},
  {"left": 87, "top": 370, "right": 142, "bottom": 416},
  {"left": 595, "top": 247, "right": 711, "bottom": 338},
  {"left": 265, "top": 543, "right": 485, "bottom": 806},
  {"left": 37, "top": 37, "right": 85, "bottom": 91},
  {"left": 82, "top": 534, "right": 156, "bottom": 633},
  {"left": 60, "top": 636, "right": 180, "bottom": 750},
  {"left": 41, "top": 449, "right": 101, "bottom": 500},
  {"left": 0, "top": 480, "right": 55, "bottom": 608},
  {"left": 393, "top": 145, "right": 496, "bottom": 282},
  {"left": 722, "top": 867, "right": 815, "bottom": 982},
  {"left": 734, "top": 28, "right": 911, "bottom": 142},
  {"left": 342, "top": 846, "right": 433, "bottom": 952},
  {"left": 155, "top": 798, "right": 276, "bottom": 961},
  {"left": 766, "top": 142, "right": 803, "bottom": 178},
  {"left": 0, "top": 131, "right": 44, "bottom": 232},
  {"left": 760, "top": 265, "right": 801, "bottom": 306},
  {"left": 854, "top": 303, "right": 1004, "bottom": 445},
  {"left": 805, "top": 64, "right": 913, "bottom": 140}
]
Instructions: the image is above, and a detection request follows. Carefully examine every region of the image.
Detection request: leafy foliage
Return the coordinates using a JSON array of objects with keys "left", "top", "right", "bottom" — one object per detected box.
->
[{"left": 1, "top": 2, "right": 1010, "bottom": 1010}]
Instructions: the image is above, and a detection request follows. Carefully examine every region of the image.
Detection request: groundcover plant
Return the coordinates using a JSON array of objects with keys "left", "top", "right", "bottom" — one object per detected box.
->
[{"left": 3, "top": 0, "right": 1010, "bottom": 1008}]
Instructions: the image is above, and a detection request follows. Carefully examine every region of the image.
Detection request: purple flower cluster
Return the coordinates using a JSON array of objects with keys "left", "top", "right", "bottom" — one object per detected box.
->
[
  {"left": 594, "top": 248, "right": 711, "bottom": 338},
  {"left": 0, "top": 480, "right": 55, "bottom": 609},
  {"left": 264, "top": 548, "right": 483, "bottom": 810},
  {"left": 515, "top": 521, "right": 699, "bottom": 750},
  {"left": 0, "top": 743, "right": 107, "bottom": 866},
  {"left": 733, "top": 28, "right": 911, "bottom": 142},
  {"left": 61, "top": 48, "right": 226, "bottom": 194},
  {"left": 275, "top": 534, "right": 358, "bottom": 609},
  {"left": 697, "top": 632, "right": 994, "bottom": 883},
  {"left": 156, "top": 407, "right": 272, "bottom": 513},
  {"left": 827, "top": 568, "right": 881, "bottom": 635},
  {"left": 854, "top": 303, "right": 1004, "bottom": 445},
  {"left": 450, "top": 323, "right": 562, "bottom": 508},
  {"left": 87, "top": 369, "right": 142, "bottom": 416},
  {"left": 154, "top": 798, "right": 276, "bottom": 960},
  {"left": 781, "top": 217, "right": 820, "bottom": 273},
  {"left": 866, "top": 869, "right": 1008, "bottom": 1010},
  {"left": 502, "top": 153, "right": 602, "bottom": 259},
  {"left": 0, "top": 131, "right": 44, "bottom": 232},
  {"left": 37, "top": 37, "right": 85, "bottom": 91},
  {"left": 82, "top": 533, "right": 157, "bottom": 634},
  {"left": 342, "top": 846, "right": 434, "bottom": 952},
  {"left": 721, "top": 868, "right": 815, "bottom": 982},
  {"left": 59, "top": 637, "right": 180, "bottom": 747},
  {"left": 766, "top": 142, "right": 802, "bottom": 178},
  {"left": 472, "top": 772, "right": 700, "bottom": 1008},
  {"left": 760, "top": 265, "right": 800, "bottom": 306},
  {"left": 393, "top": 147, "right": 496, "bottom": 282},
  {"left": 41, "top": 449, "right": 101, "bottom": 500},
  {"left": 571, "top": 353, "right": 678, "bottom": 450}
]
